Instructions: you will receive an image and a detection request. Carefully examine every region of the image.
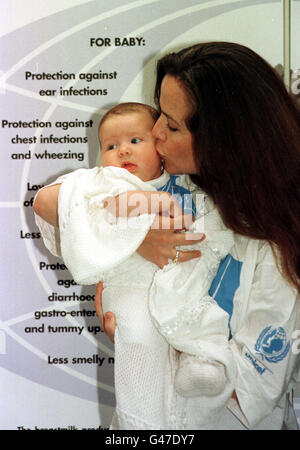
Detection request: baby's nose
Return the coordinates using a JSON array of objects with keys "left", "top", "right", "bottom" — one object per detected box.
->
[{"left": 119, "top": 144, "right": 132, "bottom": 155}]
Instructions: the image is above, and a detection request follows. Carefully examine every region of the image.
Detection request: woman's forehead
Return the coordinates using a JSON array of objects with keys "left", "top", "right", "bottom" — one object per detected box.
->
[{"left": 160, "top": 75, "right": 192, "bottom": 124}]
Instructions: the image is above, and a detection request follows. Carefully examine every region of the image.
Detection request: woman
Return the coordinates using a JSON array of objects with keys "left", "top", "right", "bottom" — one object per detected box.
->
[{"left": 96, "top": 42, "right": 300, "bottom": 429}]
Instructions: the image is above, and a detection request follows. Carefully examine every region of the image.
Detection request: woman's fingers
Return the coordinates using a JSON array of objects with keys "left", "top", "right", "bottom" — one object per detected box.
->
[
  {"left": 173, "top": 231, "right": 205, "bottom": 245},
  {"left": 169, "top": 232, "right": 205, "bottom": 265},
  {"left": 151, "top": 215, "right": 206, "bottom": 237},
  {"left": 151, "top": 214, "right": 195, "bottom": 230},
  {"left": 174, "top": 249, "right": 202, "bottom": 264},
  {"left": 138, "top": 214, "right": 206, "bottom": 268},
  {"left": 156, "top": 249, "right": 201, "bottom": 268}
]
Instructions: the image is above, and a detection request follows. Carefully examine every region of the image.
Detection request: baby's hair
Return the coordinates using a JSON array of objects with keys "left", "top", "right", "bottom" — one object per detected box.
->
[{"left": 99, "top": 102, "right": 159, "bottom": 134}]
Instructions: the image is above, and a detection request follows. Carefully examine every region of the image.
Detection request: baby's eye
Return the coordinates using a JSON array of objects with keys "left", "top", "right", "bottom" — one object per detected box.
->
[
  {"left": 107, "top": 144, "right": 117, "bottom": 150},
  {"left": 131, "top": 138, "right": 141, "bottom": 144}
]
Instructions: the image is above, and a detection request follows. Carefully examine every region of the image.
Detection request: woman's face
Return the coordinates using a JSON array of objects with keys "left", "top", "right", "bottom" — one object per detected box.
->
[{"left": 152, "top": 75, "right": 198, "bottom": 174}]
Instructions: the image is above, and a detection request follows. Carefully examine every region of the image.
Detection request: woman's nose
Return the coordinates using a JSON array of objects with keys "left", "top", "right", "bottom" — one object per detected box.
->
[{"left": 152, "top": 116, "right": 166, "bottom": 141}]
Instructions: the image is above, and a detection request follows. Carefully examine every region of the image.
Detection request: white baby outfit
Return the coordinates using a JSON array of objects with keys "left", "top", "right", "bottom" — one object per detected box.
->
[{"left": 35, "top": 166, "right": 237, "bottom": 429}]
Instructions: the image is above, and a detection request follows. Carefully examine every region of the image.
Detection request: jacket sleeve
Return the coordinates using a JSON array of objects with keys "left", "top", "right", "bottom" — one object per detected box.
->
[{"left": 229, "top": 242, "right": 300, "bottom": 428}]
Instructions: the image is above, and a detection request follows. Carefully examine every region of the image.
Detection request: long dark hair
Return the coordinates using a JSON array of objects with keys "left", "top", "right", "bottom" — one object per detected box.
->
[{"left": 155, "top": 42, "right": 300, "bottom": 291}]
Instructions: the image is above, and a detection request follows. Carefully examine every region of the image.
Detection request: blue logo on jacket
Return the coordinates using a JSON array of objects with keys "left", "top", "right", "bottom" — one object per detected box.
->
[{"left": 255, "top": 326, "right": 290, "bottom": 363}]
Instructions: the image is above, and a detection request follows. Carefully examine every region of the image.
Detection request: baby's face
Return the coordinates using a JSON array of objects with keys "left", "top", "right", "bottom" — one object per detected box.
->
[{"left": 99, "top": 111, "right": 162, "bottom": 182}]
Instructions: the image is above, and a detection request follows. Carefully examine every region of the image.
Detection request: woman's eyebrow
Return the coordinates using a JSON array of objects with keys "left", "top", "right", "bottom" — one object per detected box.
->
[{"left": 160, "top": 109, "right": 180, "bottom": 126}]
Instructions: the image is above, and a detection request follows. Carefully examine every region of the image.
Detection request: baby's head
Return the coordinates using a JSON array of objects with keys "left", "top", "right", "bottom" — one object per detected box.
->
[{"left": 98, "top": 102, "right": 162, "bottom": 182}]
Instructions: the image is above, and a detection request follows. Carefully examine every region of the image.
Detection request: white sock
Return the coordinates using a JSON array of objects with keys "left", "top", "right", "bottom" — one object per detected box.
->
[{"left": 174, "top": 353, "right": 227, "bottom": 398}]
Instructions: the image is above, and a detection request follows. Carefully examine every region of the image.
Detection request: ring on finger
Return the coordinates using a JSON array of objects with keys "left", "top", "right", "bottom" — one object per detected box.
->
[{"left": 172, "top": 249, "right": 180, "bottom": 264}]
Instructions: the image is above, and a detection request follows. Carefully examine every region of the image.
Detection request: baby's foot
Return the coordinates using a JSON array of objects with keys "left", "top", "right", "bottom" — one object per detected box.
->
[{"left": 174, "top": 353, "right": 226, "bottom": 398}]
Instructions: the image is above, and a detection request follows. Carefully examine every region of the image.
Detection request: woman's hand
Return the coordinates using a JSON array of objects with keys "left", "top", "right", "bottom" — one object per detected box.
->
[
  {"left": 137, "top": 214, "right": 205, "bottom": 268},
  {"left": 94, "top": 281, "right": 116, "bottom": 343}
]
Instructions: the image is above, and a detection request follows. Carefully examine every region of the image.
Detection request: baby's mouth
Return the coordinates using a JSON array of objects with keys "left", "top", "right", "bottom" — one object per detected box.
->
[{"left": 121, "top": 162, "right": 137, "bottom": 173}]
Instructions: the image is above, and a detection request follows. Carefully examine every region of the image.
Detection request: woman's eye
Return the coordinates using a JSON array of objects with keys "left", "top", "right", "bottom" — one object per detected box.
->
[
  {"left": 108, "top": 144, "right": 117, "bottom": 150},
  {"left": 167, "top": 124, "right": 178, "bottom": 132},
  {"left": 131, "top": 138, "right": 141, "bottom": 144}
]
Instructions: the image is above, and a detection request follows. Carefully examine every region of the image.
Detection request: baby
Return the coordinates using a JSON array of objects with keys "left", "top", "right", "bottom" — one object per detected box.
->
[{"left": 34, "top": 103, "right": 235, "bottom": 429}]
